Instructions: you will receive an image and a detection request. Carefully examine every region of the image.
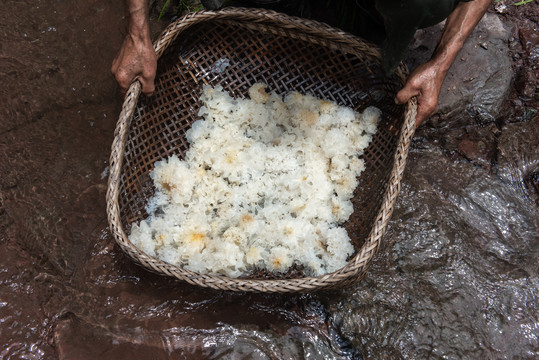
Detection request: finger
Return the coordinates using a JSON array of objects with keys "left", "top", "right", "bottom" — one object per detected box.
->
[
  {"left": 115, "top": 68, "right": 135, "bottom": 91},
  {"left": 395, "top": 85, "right": 419, "bottom": 105},
  {"left": 138, "top": 69, "right": 156, "bottom": 96},
  {"left": 139, "top": 78, "right": 155, "bottom": 96}
]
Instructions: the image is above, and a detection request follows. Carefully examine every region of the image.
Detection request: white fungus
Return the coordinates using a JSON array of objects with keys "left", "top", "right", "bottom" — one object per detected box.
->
[{"left": 129, "top": 83, "right": 381, "bottom": 277}]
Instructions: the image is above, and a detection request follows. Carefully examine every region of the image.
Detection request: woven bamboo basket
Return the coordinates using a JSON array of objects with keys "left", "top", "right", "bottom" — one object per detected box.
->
[{"left": 106, "top": 7, "right": 417, "bottom": 293}]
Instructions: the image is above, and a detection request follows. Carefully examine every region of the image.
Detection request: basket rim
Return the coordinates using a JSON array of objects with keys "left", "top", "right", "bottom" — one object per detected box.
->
[{"left": 106, "top": 7, "right": 417, "bottom": 293}]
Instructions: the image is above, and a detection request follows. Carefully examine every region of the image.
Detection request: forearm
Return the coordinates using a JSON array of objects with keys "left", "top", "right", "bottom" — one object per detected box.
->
[
  {"left": 112, "top": 0, "right": 156, "bottom": 96},
  {"left": 394, "top": 0, "right": 491, "bottom": 127},
  {"left": 124, "top": 0, "right": 151, "bottom": 41},
  {"left": 430, "top": 0, "right": 491, "bottom": 74}
]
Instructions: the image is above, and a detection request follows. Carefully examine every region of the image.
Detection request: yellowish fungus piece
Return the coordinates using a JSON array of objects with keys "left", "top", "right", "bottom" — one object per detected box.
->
[{"left": 300, "top": 109, "right": 318, "bottom": 126}]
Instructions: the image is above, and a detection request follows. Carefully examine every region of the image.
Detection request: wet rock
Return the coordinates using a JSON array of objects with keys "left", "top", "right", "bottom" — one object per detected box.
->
[
  {"left": 496, "top": 115, "right": 539, "bottom": 201},
  {"left": 515, "top": 18, "right": 538, "bottom": 100},
  {"left": 405, "top": 13, "right": 513, "bottom": 128},
  {"left": 515, "top": 66, "right": 538, "bottom": 99},
  {"left": 440, "top": 124, "right": 499, "bottom": 170},
  {"left": 525, "top": 173, "right": 539, "bottom": 206},
  {"left": 329, "top": 148, "right": 539, "bottom": 359},
  {"left": 519, "top": 23, "right": 539, "bottom": 65},
  {"left": 458, "top": 138, "right": 488, "bottom": 164}
]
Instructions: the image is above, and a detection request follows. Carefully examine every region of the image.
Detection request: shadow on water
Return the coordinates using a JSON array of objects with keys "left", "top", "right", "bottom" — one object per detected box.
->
[{"left": 0, "top": 0, "right": 537, "bottom": 359}]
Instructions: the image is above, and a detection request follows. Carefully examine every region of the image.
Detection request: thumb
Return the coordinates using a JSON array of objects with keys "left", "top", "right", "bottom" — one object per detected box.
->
[
  {"left": 395, "top": 84, "right": 418, "bottom": 105},
  {"left": 138, "top": 76, "right": 156, "bottom": 96}
]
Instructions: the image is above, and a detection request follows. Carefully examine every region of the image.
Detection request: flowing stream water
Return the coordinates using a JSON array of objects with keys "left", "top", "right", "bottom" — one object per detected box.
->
[{"left": 0, "top": 1, "right": 537, "bottom": 359}]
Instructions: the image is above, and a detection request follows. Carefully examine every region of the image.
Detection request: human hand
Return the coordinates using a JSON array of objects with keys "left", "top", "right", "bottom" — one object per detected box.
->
[
  {"left": 394, "top": 0, "right": 490, "bottom": 128},
  {"left": 394, "top": 60, "right": 446, "bottom": 128},
  {"left": 111, "top": 33, "right": 157, "bottom": 97}
]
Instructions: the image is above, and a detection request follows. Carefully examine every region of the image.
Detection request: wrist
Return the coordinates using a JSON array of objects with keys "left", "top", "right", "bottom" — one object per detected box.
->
[
  {"left": 125, "top": 1, "right": 151, "bottom": 41},
  {"left": 429, "top": 39, "right": 464, "bottom": 75}
]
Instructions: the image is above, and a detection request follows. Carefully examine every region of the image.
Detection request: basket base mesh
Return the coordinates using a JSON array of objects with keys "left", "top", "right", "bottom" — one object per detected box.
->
[{"left": 116, "top": 17, "right": 405, "bottom": 281}]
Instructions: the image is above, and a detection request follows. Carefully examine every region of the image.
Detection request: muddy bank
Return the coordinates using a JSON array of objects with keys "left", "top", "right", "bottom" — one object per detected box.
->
[{"left": 0, "top": 1, "right": 538, "bottom": 359}]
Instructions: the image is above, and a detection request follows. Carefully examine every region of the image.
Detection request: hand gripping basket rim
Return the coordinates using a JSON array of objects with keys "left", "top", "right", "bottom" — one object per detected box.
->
[{"left": 106, "top": 7, "right": 418, "bottom": 293}]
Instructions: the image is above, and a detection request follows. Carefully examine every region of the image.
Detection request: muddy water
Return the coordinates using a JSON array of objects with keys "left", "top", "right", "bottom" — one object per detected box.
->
[
  {"left": 0, "top": 1, "right": 352, "bottom": 359},
  {"left": 0, "top": 1, "right": 537, "bottom": 359}
]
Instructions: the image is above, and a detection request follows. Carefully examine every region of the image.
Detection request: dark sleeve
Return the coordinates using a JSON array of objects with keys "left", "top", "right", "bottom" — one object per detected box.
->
[
  {"left": 375, "top": 0, "right": 470, "bottom": 74},
  {"left": 201, "top": 0, "right": 228, "bottom": 9}
]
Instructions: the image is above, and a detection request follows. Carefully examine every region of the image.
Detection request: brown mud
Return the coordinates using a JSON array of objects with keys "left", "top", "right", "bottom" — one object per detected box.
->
[{"left": 0, "top": 1, "right": 537, "bottom": 359}]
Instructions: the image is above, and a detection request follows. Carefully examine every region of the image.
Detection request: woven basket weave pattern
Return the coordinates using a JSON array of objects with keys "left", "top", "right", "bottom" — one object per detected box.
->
[{"left": 107, "top": 8, "right": 417, "bottom": 293}]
